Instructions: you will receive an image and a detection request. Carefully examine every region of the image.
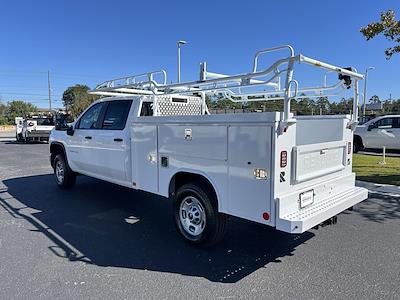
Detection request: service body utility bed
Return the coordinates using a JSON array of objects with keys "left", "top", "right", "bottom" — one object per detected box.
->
[
  {"left": 50, "top": 45, "right": 368, "bottom": 246},
  {"left": 131, "top": 111, "right": 366, "bottom": 233}
]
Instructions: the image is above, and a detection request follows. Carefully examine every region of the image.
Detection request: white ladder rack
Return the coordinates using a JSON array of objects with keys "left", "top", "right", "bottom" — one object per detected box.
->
[{"left": 89, "top": 45, "right": 364, "bottom": 129}]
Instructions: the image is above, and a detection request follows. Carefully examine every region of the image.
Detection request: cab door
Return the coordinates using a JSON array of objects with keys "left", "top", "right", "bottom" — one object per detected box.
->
[
  {"left": 67, "top": 102, "right": 107, "bottom": 173},
  {"left": 92, "top": 100, "right": 133, "bottom": 184},
  {"left": 388, "top": 117, "right": 400, "bottom": 150},
  {"left": 364, "top": 117, "right": 397, "bottom": 149}
]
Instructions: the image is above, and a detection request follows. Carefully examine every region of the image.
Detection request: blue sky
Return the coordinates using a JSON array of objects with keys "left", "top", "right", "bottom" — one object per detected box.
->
[{"left": 0, "top": 0, "right": 399, "bottom": 108}]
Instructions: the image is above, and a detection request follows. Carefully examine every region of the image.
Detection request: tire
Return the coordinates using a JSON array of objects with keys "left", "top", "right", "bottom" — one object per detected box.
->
[
  {"left": 173, "top": 182, "right": 227, "bottom": 247},
  {"left": 53, "top": 154, "right": 76, "bottom": 189},
  {"left": 353, "top": 137, "right": 363, "bottom": 153},
  {"left": 16, "top": 133, "right": 23, "bottom": 143}
]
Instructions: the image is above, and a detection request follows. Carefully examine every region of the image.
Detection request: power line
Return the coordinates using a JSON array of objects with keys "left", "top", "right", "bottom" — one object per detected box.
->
[
  {"left": 0, "top": 92, "right": 62, "bottom": 96},
  {"left": 0, "top": 70, "right": 105, "bottom": 79}
]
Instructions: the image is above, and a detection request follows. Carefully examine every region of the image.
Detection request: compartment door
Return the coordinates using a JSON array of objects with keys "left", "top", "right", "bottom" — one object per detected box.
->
[
  {"left": 228, "top": 126, "right": 272, "bottom": 224},
  {"left": 131, "top": 125, "right": 158, "bottom": 193}
]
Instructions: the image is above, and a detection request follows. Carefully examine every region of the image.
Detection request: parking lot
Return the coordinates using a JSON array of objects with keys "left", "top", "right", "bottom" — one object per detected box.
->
[{"left": 0, "top": 140, "right": 399, "bottom": 299}]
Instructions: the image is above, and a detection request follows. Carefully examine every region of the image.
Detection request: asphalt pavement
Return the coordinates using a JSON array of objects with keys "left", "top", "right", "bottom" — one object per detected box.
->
[{"left": 0, "top": 141, "right": 399, "bottom": 299}]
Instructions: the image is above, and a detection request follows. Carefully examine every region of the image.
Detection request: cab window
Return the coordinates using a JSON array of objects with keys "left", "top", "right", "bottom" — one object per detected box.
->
[
  {"left": 102, "top": 100, "right": 133, "bottom": 130},
  {"left": 77, "top": 103, "right": 105, "bottom": 129},
  {"left": 374, "top": 118, "right": 395, "bottom": 129},
  {"left": 140, "top": 101, "right": 154, "bottom": 116}
]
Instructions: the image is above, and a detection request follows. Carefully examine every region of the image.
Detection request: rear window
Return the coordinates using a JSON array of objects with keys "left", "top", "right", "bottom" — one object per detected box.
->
[
  {"left": 102, "top": 100, "right": 133, "bottom": 130},
  {"left": 29, "top": 118, "right": 54, "bottom": 126},
  {"left": 374, "top": 117, "right": 399, "bottom": 128}
]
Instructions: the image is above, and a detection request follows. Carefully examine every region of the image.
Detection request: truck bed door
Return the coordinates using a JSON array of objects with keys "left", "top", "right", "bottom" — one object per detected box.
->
[
  {"left": 131, "top": 124, "right": 158, "bottom": 193},
  {"left": 227, "top": 125, "right": 272, "bottom": 224}
]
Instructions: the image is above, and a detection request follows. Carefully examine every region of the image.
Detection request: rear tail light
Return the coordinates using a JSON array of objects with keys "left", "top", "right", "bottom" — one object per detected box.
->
[
  {"left": 348, "top": 142, "right": 352, "bottom": 154},
  {"left": 280, "top": 151, "right": 287, "bottom": 167}
]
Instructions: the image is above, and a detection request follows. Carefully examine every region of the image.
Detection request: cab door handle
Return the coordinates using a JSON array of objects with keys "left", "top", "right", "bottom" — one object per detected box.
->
[
  {"left": 114, "top": 138, "right": 123, "bottom": 142},
  {"left": 85, "top": 136, "right": 92, "bottom": 140}
]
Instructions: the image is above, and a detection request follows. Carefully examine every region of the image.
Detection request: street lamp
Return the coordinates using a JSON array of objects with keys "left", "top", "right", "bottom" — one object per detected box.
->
[
  {"left": 363, "top": 66, "right": 375, "bottom": 117},
  {"left": 177, "top": 40, "right": 187, "bottom": 83}
]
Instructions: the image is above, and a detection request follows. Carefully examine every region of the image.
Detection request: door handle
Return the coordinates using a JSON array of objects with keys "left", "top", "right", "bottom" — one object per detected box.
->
[
  {"left": 114, "top": 138, "right": 123, "bottom": 142},
  {"left": 85, "top": 136, "right": 92, "bottom": 140}
]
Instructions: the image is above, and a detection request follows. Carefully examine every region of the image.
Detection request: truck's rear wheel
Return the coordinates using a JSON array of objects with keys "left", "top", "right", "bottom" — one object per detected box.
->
[
  {"left": 54, "top": 154, "right": 76, "bottom": 189},
  {"left": 173, "top": 182, "right": 227, "bottom": 247}
]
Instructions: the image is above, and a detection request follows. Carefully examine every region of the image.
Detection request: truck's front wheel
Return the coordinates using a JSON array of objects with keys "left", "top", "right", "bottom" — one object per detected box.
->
[
  {"left": 173, "top": 182, "right": 227, "bottom": 247},
  {"left": 54, "top": 154, "right": 76, "bottom": 189}
]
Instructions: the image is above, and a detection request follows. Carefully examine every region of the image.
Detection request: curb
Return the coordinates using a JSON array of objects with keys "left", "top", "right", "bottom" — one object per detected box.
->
[{"left": 356, "top": 180, "right": 400, "bottom": 196}]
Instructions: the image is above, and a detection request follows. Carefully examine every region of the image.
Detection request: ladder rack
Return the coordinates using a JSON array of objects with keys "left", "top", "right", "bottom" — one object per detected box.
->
[{"left": 89, "top": 45, "right": 364, "bottom": 129}]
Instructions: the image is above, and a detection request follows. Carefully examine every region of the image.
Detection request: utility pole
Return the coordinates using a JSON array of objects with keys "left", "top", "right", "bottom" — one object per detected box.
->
[{"left": 47, "top": 71, "right": 52, "bottom": 112}]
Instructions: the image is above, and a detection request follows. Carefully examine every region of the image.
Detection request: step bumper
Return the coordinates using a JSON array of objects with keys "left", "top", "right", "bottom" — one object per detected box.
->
[{"left": 276, "top": 186, "right": 368, "bottom": 234}]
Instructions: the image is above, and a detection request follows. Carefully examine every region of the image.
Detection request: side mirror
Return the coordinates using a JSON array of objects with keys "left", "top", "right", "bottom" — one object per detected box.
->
[
  {"left": 66, "top": 125, "right": 75, "bottom": 136},
  {"left": 367, "top": 124, "right": 374, "bottom": 131},
  {"left": 55, "top": 119, "right": 68, "bottom": 131}
]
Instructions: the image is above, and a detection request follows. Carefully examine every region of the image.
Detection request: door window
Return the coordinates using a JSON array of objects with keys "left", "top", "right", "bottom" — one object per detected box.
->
[
  {"left": 102, "top": 100, "right": 133, "bottom": 130},
  {"left": 393, "top": 118, "right": 400, "bottom": 128},
  {"left": 78, "top": 103, "right": 105, "bottom": 129},
  {"left": 374, "top": 118, "right": 395, "bottom": 129}
]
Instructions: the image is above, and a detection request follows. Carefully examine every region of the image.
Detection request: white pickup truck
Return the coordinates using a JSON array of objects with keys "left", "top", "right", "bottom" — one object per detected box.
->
[
  {"left": 15, "top": 116, "right": 55, "bottom": 142},
  {"left": 49, "top": 45, "right": 368, "bottom": 246},
  {"left": 354, "top": 115, "right": 400, "bottom": 152}
]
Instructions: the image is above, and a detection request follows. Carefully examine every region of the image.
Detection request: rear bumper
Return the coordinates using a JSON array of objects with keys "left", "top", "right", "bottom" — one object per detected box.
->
[
  {"left": 276, "top": 186, "right": 368, "bottom": 233},
  {"left": 26, "top": 131, "right": 51, "bottom": 139}
]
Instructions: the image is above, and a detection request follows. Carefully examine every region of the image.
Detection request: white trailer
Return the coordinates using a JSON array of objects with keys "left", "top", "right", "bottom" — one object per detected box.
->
[{"left": 49, "top": 45, "right": 368, "bottom": 246}]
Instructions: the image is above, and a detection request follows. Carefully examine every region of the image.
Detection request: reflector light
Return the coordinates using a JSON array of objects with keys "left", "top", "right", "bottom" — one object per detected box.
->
[
  {"left": 262, "top": 212, "right": 270, "bottom": 221},
  {"left": 280, "top": 151, "right": 287, "bottom": 167}
]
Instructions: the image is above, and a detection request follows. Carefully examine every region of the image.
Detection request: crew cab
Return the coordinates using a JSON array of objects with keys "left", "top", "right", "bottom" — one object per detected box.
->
[
  {"left": 354, "top": 115, "right": 400, "bottom": 152},
  {"left": 49, "top": 45, "right": 368, "bottom": 246}
]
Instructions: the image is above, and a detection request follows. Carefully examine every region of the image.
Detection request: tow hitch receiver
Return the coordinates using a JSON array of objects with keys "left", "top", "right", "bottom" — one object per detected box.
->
[{"left": 313, "top": 216, "right": 338, "bottom": 230}]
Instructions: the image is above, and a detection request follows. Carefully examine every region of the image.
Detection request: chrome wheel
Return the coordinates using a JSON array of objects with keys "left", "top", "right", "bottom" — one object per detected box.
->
[
  {"left": 55, "top": 160, "right": 65, "bottom": 184},
  {"left": 179, "top": 196, "right": 206, "bottom": 236}
]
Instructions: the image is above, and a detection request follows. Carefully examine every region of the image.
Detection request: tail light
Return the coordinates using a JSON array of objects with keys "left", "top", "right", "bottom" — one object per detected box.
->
[
  {"left": 280, "top": 151, "right": 287, "bottom": 167},
  {"left": 348, "top": 142, "right": 352, "bottom": 154}
]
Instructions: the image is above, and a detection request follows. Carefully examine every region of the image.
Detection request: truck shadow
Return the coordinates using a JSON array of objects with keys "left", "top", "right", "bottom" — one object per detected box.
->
[{"left": 0, "top": 174, "right": 314, "bottom": 283}]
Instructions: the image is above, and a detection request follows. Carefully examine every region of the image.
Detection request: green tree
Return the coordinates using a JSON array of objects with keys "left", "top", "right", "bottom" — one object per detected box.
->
[
  {"left": 369, "top": 95, "right": 381, "bottom": 103},
  {"left": 0, "top": 102, "right": 7, "bottom": 125},
  {"left": 62, "top": 84, "right": 99, "bottom": 118},
  {"left": 6, "top": 100, "right": 37, "bottom": 121},
  {"left": 360, "top": 10, "right": 400, "bottom": 59},
  {"left": 295, "top": 95, "right": 316, "bottom": 115},
  {"left": 316, "top": 97, "right": 331, "bottom": 114}
]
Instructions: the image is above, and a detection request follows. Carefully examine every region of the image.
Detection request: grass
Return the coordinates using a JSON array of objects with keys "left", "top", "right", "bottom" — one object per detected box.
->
[{"left": 353, "top": 153, "right": 400, "bottom": 186}]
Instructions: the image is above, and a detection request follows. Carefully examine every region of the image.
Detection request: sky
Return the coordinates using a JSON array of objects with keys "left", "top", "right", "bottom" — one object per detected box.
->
[{"left": 0, "top": 0, "right": 399, "bottom": 108}]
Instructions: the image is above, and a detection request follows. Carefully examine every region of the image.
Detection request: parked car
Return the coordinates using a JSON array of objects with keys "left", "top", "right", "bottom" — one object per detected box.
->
[{"left": 354, "top": 115, "right": 400, "bottom": 152}]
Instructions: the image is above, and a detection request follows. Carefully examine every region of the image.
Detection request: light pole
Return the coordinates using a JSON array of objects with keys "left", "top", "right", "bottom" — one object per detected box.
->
[
  {"left": 177, "top": 40, "right": 187, "bottom": 83},
  {"left": 363, "top": 66, "right": 375, "bottom": 116}
]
